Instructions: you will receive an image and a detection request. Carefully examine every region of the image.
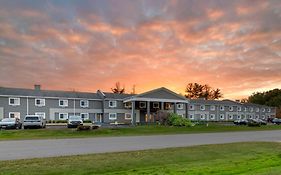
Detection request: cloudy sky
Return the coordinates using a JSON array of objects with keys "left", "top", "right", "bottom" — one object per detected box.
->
[{"left": 0, "top": 0, "right": 280, "bottom": 99}]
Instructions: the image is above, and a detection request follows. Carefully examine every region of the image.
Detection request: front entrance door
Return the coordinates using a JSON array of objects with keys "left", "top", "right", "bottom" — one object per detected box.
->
[{"left": 95, "top": 113, "right": 103, "bottom": 123}]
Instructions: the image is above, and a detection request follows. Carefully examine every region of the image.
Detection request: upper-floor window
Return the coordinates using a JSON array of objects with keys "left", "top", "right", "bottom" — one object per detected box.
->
[
  {"left": 35, "top": 98, "right": 45, "bottom": 107},
  {"left": 210, "top": 105, "right": 216, "bottom": 111},
  {"left": 256, "top": 108, "right": 259, "bottom": 112},
  {"left": 59, "top": 113, "right": 68, "bottom": 120},
  {"left": 200, "top": 105, "right": 205, "bottom": 111},
  {"left": 109, "top": 100, "right": 117, "bottom": 108},
  {"left": 189, "top": 104, "right": 195, "bottom": 110},
  {"left": 153, "top": 102, "right": 160, "bottom": 109},
  {"left": 220, "top": 106, "right": 225, "bottom": 111},
  {"left": 124, "top": 102, "right": 132, "bottom": 108},
  {"left": 9, "top": 97, "right": 20, "bottom": 106},
  {"left": 250, "top": 107, "right": 253, "bottom": 112},
  {"left": 177, "top": 103, "right": 184, "bottom": 110},
  {"left": 237, "top": 106, "right": 242, "bottom": 111},
  {"left": 229, "top": 106, "right": 233, "bottom": 111},
  {"left": 262, "top": 108, "right": 265, "bottom": 112},
  {"left": 59, "top": 99, "right": 68, "bottom": 107},
  {"left": 80, "top": 100, "right": 89, "bottom": 108},
  {"left": 139, "top": 102, "right": 146, "bottom": 108}
]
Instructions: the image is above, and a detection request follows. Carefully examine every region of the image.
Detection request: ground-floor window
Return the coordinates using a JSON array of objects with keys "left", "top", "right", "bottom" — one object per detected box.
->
[
  {"left": 228, "top": 114, "right": 233, "bottom": 120},
  {"left": 200, "top": 114, "right": 205, "bottom": 120},
  {"left": 125, "top": 113, "right": 132, "bottom": 120},
  {"left": 109, "top": 113, "right": 117, "bottom": 120},
  {"left": 59, "top": 113, "right": 68, "bottom": 120},
  {"left": 81, "top": 113, "right": 89, "bottom": 120},
  {"left": 189, "top": 114, "right": 194, "bottom": 120},
  {"left": 210, "top": 114, "right": 215, "bottom": 120},
  {"left": 220, "top": 114, "right": 225, "bottom": 120},
  {"left": 35, "top": 112, "right": 46, "bottom": 119},
  {"left": 237, "top": 115, "right": 241, "bottom": 119},
  {"left": 9, "top": 112, "right": 20, "bottom": 119}
]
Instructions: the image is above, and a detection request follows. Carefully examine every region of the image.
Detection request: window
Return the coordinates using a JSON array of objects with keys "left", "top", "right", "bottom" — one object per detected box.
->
[
  {"left": 210, "top": 105, "right": 216, "bottom": 111},
  {"left": 189, "top": 104, "right": 195, "bottom": 110},
  {"left": 153, "top": 102, "right": 160, "bottom": 108},
  {"left": 80, "top": 100, "right": 89, "bottom": 108},
  {"left": 59, "top": 113, "right": 68, "bottom": 120},
  {"left": 81, "top": 113, "right": 89, "bottom": 120},
  {"left": 9, "top": 98, "right": 20, "bottom": 106},
  {"left": 262, "top": 115, "right": 265, "bottom": 119},
  {"left": 124, "top": 102, "right": 131, "bottom": 108},
  {"left": 210, "top": 114, "right": 215, "bottom": 120},
  {"left": 165, "top": 103, "right": 172, "bottom": 110},
  {"left": 35, "top": 98, "right": 45, "bottom": 107},
  {"left": 262, "top": 108, "right": 265, "bottom": 112},
  {"left": 228, "top": 114, "right": 233, "bottom": 120},
  {"left": 59, "top": 99, "right": 68, "bottom": 107},
  {"left": 109, "top": 113, "right": 117, "bottom": 120},
  {"left": 237, "top": 115, "right": 241, "bottom": 119},
  {"left": 200, "top": 105, "right": 205, "bottom": 111},
  {"left": 35, "top": 112, "right": 46, "bottom": 119},
  {"left": 237, "top": 106, "right": 242, "bottom": 111},
  {"left": 267, "top": 108, "right": 271, "bottom": 112},
  {"left": 177, "top": 103, "right": 184, "bottom": 109},
  {"left": 125, "top": 113, "right": 132, "bottom": 120},
  {"left": 139, "top": 102, "right": 146, "bottom": 108},
  {"left": 189, "top": 114, "right": 194, "bottom": 120},
  {"left": 109, "top": 100, "right": 117, "bottom": 108},
  {"left": 250, "top": 107, "right": 253, "bottom": 112},
  {"left": 249, "top": 115, "right": 253, "bottom": 119},
  {"left": 220, "top": 106, "right": 225, "bottom": 111},
  {"left": 200, "top": 114, "right": 205, "bottom": 120},
  {"left": 220, "top": 114, "right": 225, "bottom": 120},
  {"left": 229, "top": 106, "right": 233, "bottom": 111},
  {"left": 9, "top": 112, "right": 20, "bottom": 119},
  {"left": 244, "top": 107, "right": 247, "bottom": 112},
  {"left": 256, "top": 108, "right": 259, "bottom": 112}
]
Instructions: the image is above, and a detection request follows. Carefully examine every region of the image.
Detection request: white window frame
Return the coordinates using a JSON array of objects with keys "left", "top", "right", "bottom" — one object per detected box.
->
[
  {"left": 210, "top": 105, "right": 216, "bottom": 111},
  {"left": 200, "top": 105, "right": 205, "bottom": 111},
  {"left": 153, "top": 102, "right": 160, "bottom": 109},
  {"left": 267, "top": 108, "right": 271, "bottom": 112},
  {"left": 220, "top": 106, "right": 225, "bottom": 111},
  {"left": 189, "top": 104, "right": 194, "bottom": 110},
  {"left": 109, "top": 100, "right": 117, "bottom": 108},
  {"left": 177, "top": 103, "right": 184, "bottom": 110},
  {"left": 262, "top": 108, "right": 265, "bottom": 112},
  {"left": 229, "top": 106, "right": 233, "bottom": 111},
  {"left": 9, "top": 112, "right": 20, "bottom": 119},
  {"left": 59, "top": 113, "right": 68, "bottom": 120},
  {"left": 80, "top": 100, "right": 89, "bottom": 108},
  {"left": 228, "top": 114, "right": 233, "bottom": 120},
  {"left": 109, "top": 113, "right": 117, "bottom": 120},
  {"left": 249, "top": 115, "right": 253, "bottom": 119},
  {"left": 189, "top": 114, "right": 194, "bottom": 120},
  {"left": 139, "top": 102, "right": 146, "bottom": 108},
  {"left": 262, "top": 115, "right": 265, "bottom": 119},
  {"left": 124, "top": 102, "right": 132, "bottom": 108},
  {"left": 250, "top": 107, "right": 253, "bottom": 112},
  {"left": 210, "top": 114, "right": 215, "bottom": 120},
  {"left": 125, "top": 113, "right": 132, "bottom": 120},
  {"left": 35, "top": 112, "right": 46, "bottom": 119},
  {"left": 256, "top": 108, "right": 259, "bottom": 112},
  {"left": 9, "top": 97, "right": 20, "bottom": 106},
  {"left": 220, "top": 114, "right": 225, "bottom": 120},
  {"left": 80, "top": 113, "right": 89, "bottom": 120},
  {"left": 59, "top": 99, "right": 68, "bottom": 107},
  {"left": 237, "top": 115, "right": 241, "bottom": 119},
  {"left": 200, "top": 114, "right": 205, "bottom": 120},
  {"left": 237, "top": 106, "right": 242, "bottom": 112},
  {"left": 35, "top": 98, "right": 45, "bottom": 107}
]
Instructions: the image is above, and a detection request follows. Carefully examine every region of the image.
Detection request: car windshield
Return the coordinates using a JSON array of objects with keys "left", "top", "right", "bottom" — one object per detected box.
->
[
  {"left": 1, "top": 118, "right": 15, "bottom": 122},
  {"left": 25, "top": 116, "right": 39, "bottom": 120},
  {"left": 69, "top": 116, "right": 81, "bottom": 120}
]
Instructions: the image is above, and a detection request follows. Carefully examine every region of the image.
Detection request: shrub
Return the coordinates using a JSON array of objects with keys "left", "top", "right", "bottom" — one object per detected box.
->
[
  {"left": 92, "top": 125, "right": 100, "bottom": 130},
  {"left": 77, "top": 125, "right": 91, "bottom": 131},
  {"left": 55, "top": 120, "right": 68, "bottom": 123},
  {"left": 167, "top": 113, "right": 192, "bottom": 127},
  {"left": 83, "top": 119, "right": 92, "bottom": 123}
]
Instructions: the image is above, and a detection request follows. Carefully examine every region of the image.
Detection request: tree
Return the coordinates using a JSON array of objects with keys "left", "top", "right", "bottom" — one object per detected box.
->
[
  {"left": 185, "top": 83, "right": 223, "bottom": 100},
  {"left": 111, "top": 82, "right": 125, "bottom": 94}
]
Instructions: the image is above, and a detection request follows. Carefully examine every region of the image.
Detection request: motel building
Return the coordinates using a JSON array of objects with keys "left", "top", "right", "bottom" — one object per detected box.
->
[{"left": 0, "top": 85, "right": 277, "bottom": 124}]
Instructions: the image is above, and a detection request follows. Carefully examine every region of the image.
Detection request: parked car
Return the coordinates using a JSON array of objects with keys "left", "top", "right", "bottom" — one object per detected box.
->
[
  {"left": 256, "top": 119, "right": 267, "bottom": 125},
  {"left": 23, "top": 115, "right": 46, "bottom": 129},
  {"left": 272, "top": 118, "right": 281, "bottom": 125},
  {"left": 67, "top": 116, "right": 83, "bottom": 128},
  {"left": 247, "top": 119, "right": 261, "bottom": 127},
  {"left": 0, "top": 118, "right": 22, "bottom": 129},
  {"left": 233, "top": 119, "right": 248, "bottom": 125}
]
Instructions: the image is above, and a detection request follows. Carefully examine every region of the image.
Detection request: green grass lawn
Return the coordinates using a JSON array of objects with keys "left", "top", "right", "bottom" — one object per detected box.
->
[
  {"left": 0, "top": 142, "right": 281, "bottom": 175},
  {"left": 1, "top": 123, "right": 281, "bottom": 141}
]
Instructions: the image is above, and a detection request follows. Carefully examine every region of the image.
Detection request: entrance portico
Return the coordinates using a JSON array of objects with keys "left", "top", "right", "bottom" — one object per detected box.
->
[{"left": 123, "top": 87, "right": 189, "bottom": 125}]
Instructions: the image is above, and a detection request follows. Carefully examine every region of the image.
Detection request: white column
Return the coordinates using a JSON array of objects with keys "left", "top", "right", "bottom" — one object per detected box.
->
[{"left": 26, "top": 97, "right": 29, "bottom": 115}]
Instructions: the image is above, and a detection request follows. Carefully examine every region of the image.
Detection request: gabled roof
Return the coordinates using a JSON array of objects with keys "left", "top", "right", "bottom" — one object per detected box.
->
[
  {"left": 103, "top": 92, "right": 134, "bottom": 99},
  {"left": 0, "top": 87, "right": 101, "bottom": 99}
]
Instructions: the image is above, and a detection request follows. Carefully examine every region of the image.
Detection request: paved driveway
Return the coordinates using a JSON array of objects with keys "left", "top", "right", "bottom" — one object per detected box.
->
[{"left": 0, "top": 130, "right": 281, "bottom": 160}]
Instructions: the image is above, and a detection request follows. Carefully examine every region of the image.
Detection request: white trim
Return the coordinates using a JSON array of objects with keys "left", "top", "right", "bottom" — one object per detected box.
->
[
  {"left": 220, "top": 114, "right": 225, "bottom": 120},
  {"left": 109, "top": 100, "right": 117, "bottom": 108},
  {"left": 228, "top": 114, "right": 233, "bottom": 120},
  {"left": 210, "top": 105, "right": 216, "bottom": 111},
  {"left": 124, "top": 102, "right": 132, "bottom": 108},
  {"left": 200, "top": 105, "right": 205, "bottom": 111},
  {"left": 139, "top": 102, "right": 146, "bottom": 108},
  {"left": 80, "top": 113, "right": 89, "bottom": 120},
  {"left": 9, "top": 112, "right": 20, "bottom": 119},
  {"left": 189, "top": 114, "right": 194, "bottom": 120},
  {"left": 177, "top": 103, "right": 184, "bottom": 110},
  {"left": 109, "top": 113, "right": 117, "bottom": 120},
  {"left": 237, "top": 106, "right": 242, "bottom": 112},
  {"left": 124, "top": 97, "right": 188, "bottom": 103},
  {"left": 220, "top": 106, "right": 225, "bottom": 111},
  {"left": 210, "top": 114, "right": 215, "bottom": 120},
  {"left": 59, "top": 99, "right": 68, "bottom": 107},
  {"left": 125, "top": 113, "right": 132, "bottom": 120},
  {"left": 200, "top": 114, "right": 205, "bottom": 120},
  {"left": 229, "top": 106, "right": 233, "bottom": 111},
  {"left": 35, "top": 112, "right": 46, "bottom": 119},
  {"left": 59, "top": 113, "right": 68, "bottom": 120},
  {"left": 35, "top": 98, "right": 45, "bottom": 107},
  {"left": 0, "top": 94, "right": 102, "bottom": 101},
  {"left": 80, "top": 100, "right": 89, "bottom": 108},
  {"left": 153, "top": 102, "right": 160, "bottom": 108},
  {"left": 9, "top": 97, "right": 20, "bottom": 106}
]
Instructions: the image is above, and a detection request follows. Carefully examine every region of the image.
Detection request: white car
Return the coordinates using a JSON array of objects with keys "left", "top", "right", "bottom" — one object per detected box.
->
[
  {"left": 23, "top": 115, "right": 46, "bottom": 129},
  {"left": 67, "top": 116, "right": 83, "bottom": 128}
]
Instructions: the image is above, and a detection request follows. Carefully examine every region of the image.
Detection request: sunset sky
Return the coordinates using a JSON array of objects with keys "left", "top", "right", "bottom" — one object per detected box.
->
[{"left": 0, "top": 0, "right": 280, "bottom": 99}]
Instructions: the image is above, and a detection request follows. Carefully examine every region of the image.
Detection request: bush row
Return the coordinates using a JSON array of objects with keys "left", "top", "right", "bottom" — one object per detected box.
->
[{"left": 47, "top": 119, "right": 92, "bottom": 123}]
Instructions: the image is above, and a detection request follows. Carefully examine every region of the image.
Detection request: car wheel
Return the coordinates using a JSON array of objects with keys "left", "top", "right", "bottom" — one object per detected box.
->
[{"left": 24, "top": 126, "right": 27, "bottom": 129}]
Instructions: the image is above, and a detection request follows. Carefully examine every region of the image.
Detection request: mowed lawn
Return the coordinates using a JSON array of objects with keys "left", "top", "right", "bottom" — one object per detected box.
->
[
  {"left": 0, "top": 142, "right": 280, "bottom": 175},
  {"left": 1, "top": 123, "right": 281, "bottom": 140}
]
